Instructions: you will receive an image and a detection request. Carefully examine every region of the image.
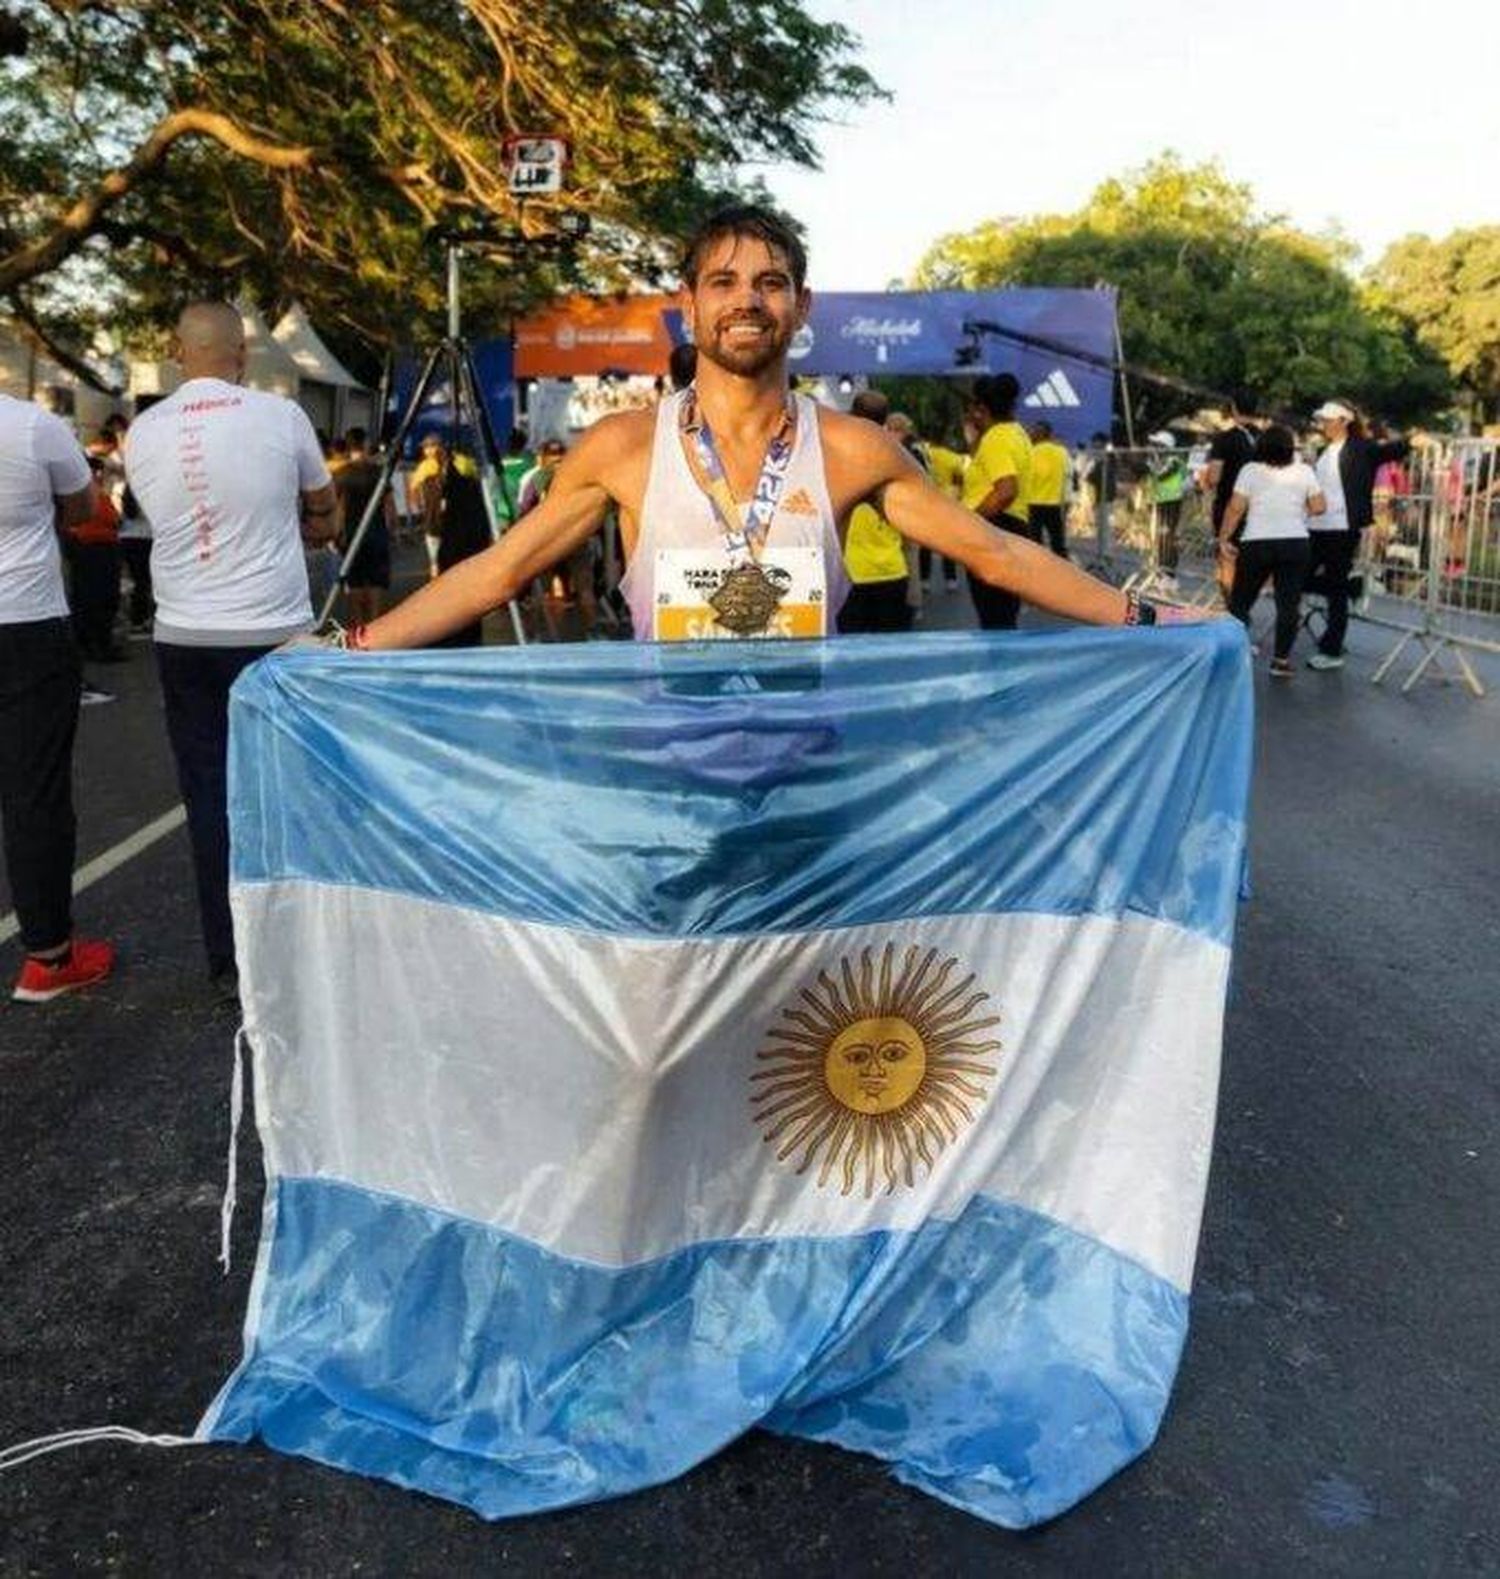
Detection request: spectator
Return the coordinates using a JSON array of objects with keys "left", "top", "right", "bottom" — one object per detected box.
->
[
  {"left": 495, "top": 426, "right": 533, "bottom": 528},
  {"left": 111, "top": 414, "right": 156, "bottom": 635},
  {"left": 1148, "top": 432, "right": 1189, "bottom": 592},
  {"left": 901, "top": 418, "right": 964, "bottom": 592},
  {"left": 1028, "top": 420, "right": 1071, "bottom": 558},
  {"left": 334, "top": 427, "right": 395, "bottom": 627},
  {"left": 838, "top": 391, "right": 913, "bottom": 634},
  {"left": 432, "top": 449, "right": 493, "bottom": 647},
  {"left": 961, "top": 373, "right": 1035, "bottom": 629},
  {"left": 412, "top": 433, "right": 447, "bottom": 580},
  {"left": 520, "top": 439, "right": 598, "bottom": 633},
  {"left": 1305, "top": 400, "right": 1409, "bottom": 671},
  {"left": 0, "top": 390, "right": 115, "bottom": 1002},
  {"left": 1200, "top": 401, "right": 1258, "bottom": 546},
  {"left": 1217, "top": 423, "right": 1325, "bottom": 678},
  {"left": 66, "top": 455, "right": 125, "bottom": 661},
  {"left": 124, "top": 301, "right": 337, "bottom": 990}
]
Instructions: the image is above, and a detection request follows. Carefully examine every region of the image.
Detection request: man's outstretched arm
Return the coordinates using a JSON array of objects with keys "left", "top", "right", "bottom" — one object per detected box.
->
[
  {"left": 853, "top": 428, "right": 1133, "bottom": 626},
  {"left": 361, "top": 424, "right": 623, "bottom": 650}
]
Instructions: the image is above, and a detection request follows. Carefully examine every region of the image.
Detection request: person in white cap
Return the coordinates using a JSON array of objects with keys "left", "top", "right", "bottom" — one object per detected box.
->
[{"left": 1305, "top": 400, "right": 1408, "bottom": 670}]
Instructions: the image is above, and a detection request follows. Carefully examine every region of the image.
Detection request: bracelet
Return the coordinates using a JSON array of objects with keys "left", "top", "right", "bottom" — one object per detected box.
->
[
  {"left": 1124, "top": 590, "right": 1157, "bottom": 627},
  {"left": 323, "top": 622, "right": 368, "bottom": 651}
]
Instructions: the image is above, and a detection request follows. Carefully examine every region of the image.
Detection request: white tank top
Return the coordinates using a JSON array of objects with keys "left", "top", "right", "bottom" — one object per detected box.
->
[{"left": 620, "top": 389, "right": 849, "bottom": 641}]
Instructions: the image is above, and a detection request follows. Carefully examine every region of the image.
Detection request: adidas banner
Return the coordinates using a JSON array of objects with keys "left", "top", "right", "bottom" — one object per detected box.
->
[
  {"left": 787, "top": 289, "right": 1114, "bottom": 445},
  {"left": 512, "top": 289, "right": 1117, "bottom": 445}
]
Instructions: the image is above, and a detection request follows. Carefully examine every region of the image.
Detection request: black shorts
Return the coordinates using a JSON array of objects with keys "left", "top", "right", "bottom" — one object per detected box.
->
[{"left": 345, "top": 529, "right": 391, "bottom": 590}]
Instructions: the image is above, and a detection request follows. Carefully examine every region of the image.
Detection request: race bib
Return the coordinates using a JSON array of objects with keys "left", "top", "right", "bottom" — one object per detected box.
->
[{"left": 653, "top": 546, "right": 827, "bottom": 642}]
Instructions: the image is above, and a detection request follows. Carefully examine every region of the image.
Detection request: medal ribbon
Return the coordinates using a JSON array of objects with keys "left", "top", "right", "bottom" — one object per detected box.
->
[{"left": 680, "top": 387, "right": 796, "bottom": 568}]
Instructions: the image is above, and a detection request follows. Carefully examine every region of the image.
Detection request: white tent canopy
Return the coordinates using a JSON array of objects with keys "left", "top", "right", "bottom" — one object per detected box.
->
[
  {"left": 272, "top": 303, "right": 365, "bottom": 389},
  {"left": 238, "top": 300, "right": 303, "bottom": 399}
]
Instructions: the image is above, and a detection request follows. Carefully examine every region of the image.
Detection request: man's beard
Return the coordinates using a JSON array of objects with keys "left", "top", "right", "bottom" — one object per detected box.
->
[{"left": 696, "top": 314, "right": 792, "bottom": 377}]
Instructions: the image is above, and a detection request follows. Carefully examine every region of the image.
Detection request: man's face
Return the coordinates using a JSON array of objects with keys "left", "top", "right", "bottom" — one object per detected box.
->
[
  {"left": 1319, "top": 416, "right": 1349, "bottom": 444},
  {"left": 682, "top": 234, "right": 809, "bottom": 379}
]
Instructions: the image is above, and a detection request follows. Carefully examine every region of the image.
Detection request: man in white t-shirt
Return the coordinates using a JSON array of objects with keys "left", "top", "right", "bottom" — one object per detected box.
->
[
  {"left": 0, "top": 392, "right": 116, "bottom": 1002},
  {"left": 124, "top": 301, "right": 337, "bottom": 987}
]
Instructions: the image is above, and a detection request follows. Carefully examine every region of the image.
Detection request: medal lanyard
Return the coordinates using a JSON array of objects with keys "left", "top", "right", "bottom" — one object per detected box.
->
[{"left": 681, "top": 388, "right": 796, "bottom": 567}]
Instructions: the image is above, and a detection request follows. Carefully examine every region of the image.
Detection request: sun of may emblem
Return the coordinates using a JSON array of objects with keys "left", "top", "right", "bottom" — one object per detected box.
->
[{"left": 750, "top": 943, "right": 1002, "bottom": 1198}]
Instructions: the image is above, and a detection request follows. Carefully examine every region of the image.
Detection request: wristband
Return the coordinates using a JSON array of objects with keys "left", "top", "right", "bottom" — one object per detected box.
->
[
  {"left": 324, "top": 622, "right": 369, "bottom": 651},
  {"left": 1124, "top": 590, "right": 1157, "bottom": 626}
]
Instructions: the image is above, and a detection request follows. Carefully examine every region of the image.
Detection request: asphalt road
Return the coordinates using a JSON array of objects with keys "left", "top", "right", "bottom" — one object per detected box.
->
[{"left": 2, "top": 578, "right": 1498, "bottom": 1577}]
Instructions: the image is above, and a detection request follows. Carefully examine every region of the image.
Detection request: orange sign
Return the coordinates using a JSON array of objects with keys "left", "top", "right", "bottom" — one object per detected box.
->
[{"left": 514, "top": 294, "right": 679, "bottom": 378}]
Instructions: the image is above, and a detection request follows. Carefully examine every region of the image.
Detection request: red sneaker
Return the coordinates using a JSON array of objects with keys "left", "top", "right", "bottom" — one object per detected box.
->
[{"left": 11, "top": 938, "right": 116, "bottom": 1003}]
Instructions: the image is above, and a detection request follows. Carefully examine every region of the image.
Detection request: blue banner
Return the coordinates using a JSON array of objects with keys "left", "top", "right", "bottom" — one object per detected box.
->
[
  {"left": 790, "top": 289, "right": 1116, "bottom": 445},
  {"left": 385, "top": 339, "right": 516, "bottom": 457}
]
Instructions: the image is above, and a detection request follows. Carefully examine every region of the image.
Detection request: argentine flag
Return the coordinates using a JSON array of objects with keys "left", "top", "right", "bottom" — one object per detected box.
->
[{"left": 203, "top": 625, "right": 1251, "bottom": 1528}]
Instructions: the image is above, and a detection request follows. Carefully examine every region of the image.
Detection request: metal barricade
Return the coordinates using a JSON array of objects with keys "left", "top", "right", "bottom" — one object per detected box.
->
[
  {"left": 1366, "top": 437, "right": 1499, "bottom": 697},
  {"left": 1069, "top": 445, "right": 1221, "bottom": 604}
]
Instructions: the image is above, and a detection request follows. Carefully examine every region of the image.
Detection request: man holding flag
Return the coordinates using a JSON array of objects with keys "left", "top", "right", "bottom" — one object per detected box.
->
[
  {"left": 201, "top": 206, "right": 1243, "bottom": 1534},
  {"left": 335, "top": 205, "right": 1187, "bottom": 651}
]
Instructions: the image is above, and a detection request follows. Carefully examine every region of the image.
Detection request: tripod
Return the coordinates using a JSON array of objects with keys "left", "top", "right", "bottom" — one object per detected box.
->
[{"left": 318, "top": 236, "right": 528, "bottom": 644}]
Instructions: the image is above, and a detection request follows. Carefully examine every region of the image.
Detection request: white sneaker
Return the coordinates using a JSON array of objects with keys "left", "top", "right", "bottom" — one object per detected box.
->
[
  {"left": 1306, "top": 652, "right": 1345, "bottom": 671},
  {"left": 80, "top": 683, "right": 116, "bottom": 705}
]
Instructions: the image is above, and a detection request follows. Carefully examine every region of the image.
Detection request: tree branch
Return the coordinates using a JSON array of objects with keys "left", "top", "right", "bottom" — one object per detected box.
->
[
  {"left": 0, "top": 107, "right": 314, "bottom": 295},
  {"left": 4, "top": 296, "right": 122, "bottom": 395}
]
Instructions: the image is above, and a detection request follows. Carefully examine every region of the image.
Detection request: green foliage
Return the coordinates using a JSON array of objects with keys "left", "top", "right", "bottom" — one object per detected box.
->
[
  {"left": 1, "top": 0, "right": 881, "bottom": 367},
  {"left": 1370, "top": 228, "right": 1500, "bottom": 425},
  {"left": 914, "top": 153, "right": 1453, "bottom": 428}
]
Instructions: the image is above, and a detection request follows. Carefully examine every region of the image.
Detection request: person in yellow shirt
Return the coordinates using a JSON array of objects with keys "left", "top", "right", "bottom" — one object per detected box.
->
[
  {"left": 961, "top": 373, "right": 1035, "bottom": 629},
  {"left": 838, "top": 390, "right": 913, "bottom": 633},
  {"left": 1027, "top": 420, "right": 1070, "bottom": 558},
  {"left": 894, "top": 415, "right": 966, "bottom": 592}
]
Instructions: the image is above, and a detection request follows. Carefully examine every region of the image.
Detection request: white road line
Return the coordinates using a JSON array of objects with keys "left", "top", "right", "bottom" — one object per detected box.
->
[{"left": 0, "top": 804, "right": 186, "bottom": 947}]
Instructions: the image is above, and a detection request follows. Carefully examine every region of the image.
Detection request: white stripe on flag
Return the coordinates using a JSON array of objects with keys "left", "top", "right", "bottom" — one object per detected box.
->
[{"left": 235, "top": 881, "right": 1226, "bottom": 1288}]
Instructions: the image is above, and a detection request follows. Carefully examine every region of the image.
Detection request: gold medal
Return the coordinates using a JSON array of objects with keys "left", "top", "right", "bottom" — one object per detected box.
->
[{"left": 708, "top": 562, "right": 789, "bottom": 635}]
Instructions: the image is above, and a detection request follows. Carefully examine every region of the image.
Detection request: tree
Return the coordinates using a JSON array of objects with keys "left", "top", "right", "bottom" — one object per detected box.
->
[
  {"left": 914, "top": 153, "right": 1451, "bottom": 429},
  {"left": 1370, "top": 228, "right": 1500, "bottom": 427},
  {"left": 1, "top": 1, "right": 881, "bottom": 381}
]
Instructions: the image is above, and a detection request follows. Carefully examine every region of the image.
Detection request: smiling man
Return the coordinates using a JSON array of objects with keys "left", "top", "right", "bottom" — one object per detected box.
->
[{"left": 343, "top": 205, "right": 1175, "bottom": 651}]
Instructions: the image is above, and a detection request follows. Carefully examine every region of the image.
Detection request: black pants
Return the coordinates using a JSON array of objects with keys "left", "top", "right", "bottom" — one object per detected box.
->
[
  {"left": 68, "top": 541, "right": 121, "bottom": 656},
  {"left": 919, "top": 547, "right": 959, "bottom": 585},
  {"left": 0, "top": 619, "right": 80, "bottom": 953},
  {"left": 1031, "top": 504, "right": 1067, "bottom": 558},
  {"left": 121, "top": 537, "right": 153, "bottom": 627},
  {"left": 837, "top": 578, "right": 913, "bottom": 634},
  {"left": 1308, "top": 530, "right": 1358, "bottom": 655},
  {"left": 1227, "top": 538, "right": 1310, "bottom": 660},
  {"left": 1155, "top": 499, "right": 1183, "bottom": 572},
  {"left": 968, "top": 514, "right": 1039, "bottom": 630},
  {"left": 156, "top": 642, "right": 276, "bottom": 970}
]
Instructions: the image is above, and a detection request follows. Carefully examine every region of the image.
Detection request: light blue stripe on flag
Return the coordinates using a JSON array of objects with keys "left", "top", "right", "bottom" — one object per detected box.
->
[
  {"left": 206, "top": 1177, "right": 1185, "bottom": 1527},
  {"left": 228, "top": 625, "right": 1252, "bottom": 944}
]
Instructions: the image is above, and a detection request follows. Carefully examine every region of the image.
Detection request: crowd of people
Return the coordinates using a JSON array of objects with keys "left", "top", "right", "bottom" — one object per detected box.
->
[{"left": 1, "top": 203, "right": 1431, "bottom": 1011}]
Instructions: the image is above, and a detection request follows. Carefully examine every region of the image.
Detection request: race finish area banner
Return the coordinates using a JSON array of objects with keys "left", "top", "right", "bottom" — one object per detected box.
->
[
  {"left": 204, "top": 626, "right": 1252, "bottom": 1529},
  {"left": 513, "top": 288, "right": 1116, "bottom": 446}
]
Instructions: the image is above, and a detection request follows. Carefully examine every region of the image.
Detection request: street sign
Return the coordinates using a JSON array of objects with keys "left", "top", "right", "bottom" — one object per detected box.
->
[{"left": 503, "top": 134, "right": 569, "bottom": 196}]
